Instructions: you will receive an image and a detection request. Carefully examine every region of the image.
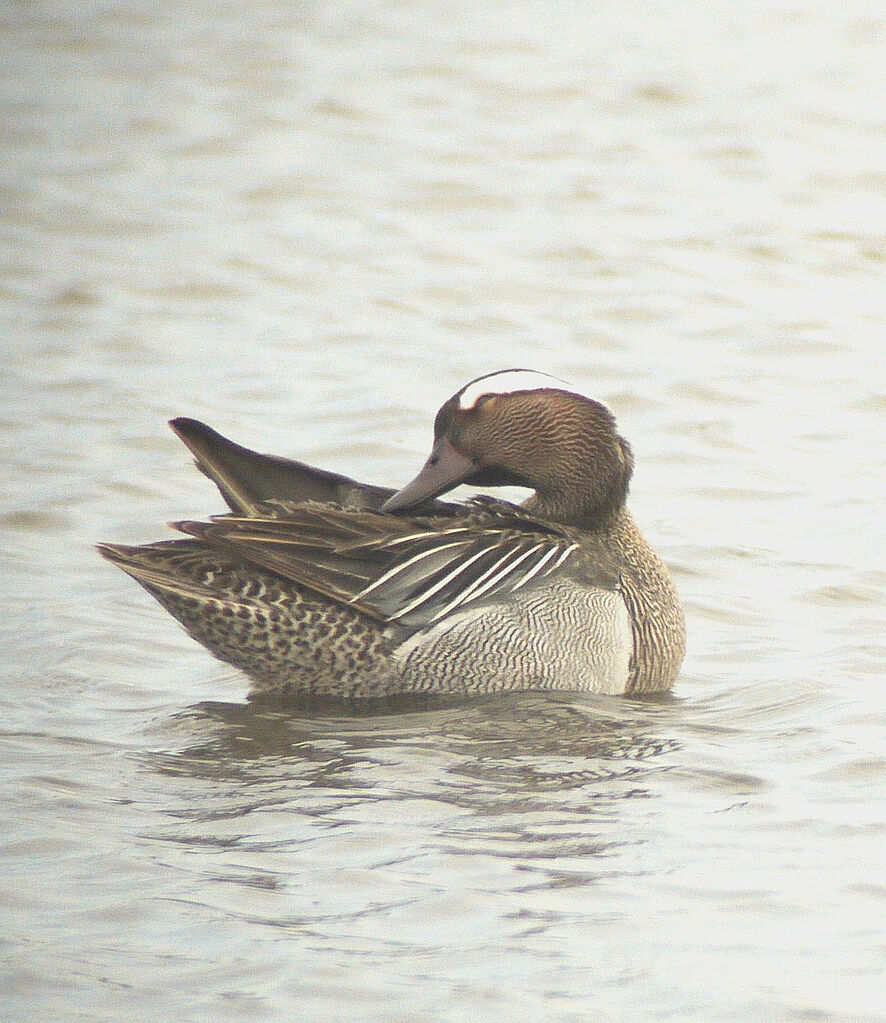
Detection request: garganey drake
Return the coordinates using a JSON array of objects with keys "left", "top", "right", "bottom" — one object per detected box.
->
[{"left": 98, "top": 370, "right": 685, "bottom": 697}]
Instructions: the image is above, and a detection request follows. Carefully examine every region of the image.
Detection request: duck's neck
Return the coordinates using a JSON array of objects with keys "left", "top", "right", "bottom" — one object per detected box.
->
[
  {"left": 522, "top": 490, "right": 626, "bottom": 531},
  {"left": 605, "top": 506, "right": 686, "bottom": 692}
]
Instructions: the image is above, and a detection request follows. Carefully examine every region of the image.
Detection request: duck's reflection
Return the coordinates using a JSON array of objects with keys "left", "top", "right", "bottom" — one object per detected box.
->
[
  {"left": 140, "top": 692, "right": 685, "bottom": 900},
  {"left": 147, "top": 690, "right": 680, "bottom": 805}
]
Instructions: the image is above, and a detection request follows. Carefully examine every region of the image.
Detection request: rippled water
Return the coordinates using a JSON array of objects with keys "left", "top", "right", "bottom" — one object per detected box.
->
[{"left": 2, "top": 1, "right": 885, "bottom": 1020}]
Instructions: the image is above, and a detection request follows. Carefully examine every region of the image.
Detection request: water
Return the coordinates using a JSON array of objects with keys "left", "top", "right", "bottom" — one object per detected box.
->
[{"left": 2, "top": 1, "right": 885, "bottom": 1020}]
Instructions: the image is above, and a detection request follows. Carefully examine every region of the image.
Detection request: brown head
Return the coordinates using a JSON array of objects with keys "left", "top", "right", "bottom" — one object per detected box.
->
[{"left": 382, "top": 370, "right": 633, "bottom": 527}]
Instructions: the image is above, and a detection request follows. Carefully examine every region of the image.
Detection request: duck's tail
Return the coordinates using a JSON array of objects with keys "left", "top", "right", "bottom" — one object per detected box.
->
[{"left": 168, "top": 417, "right": 394, "bottom": 515}]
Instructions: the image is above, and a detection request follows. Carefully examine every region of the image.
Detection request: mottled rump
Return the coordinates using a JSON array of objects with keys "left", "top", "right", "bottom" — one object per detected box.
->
[{"left": 98, "top": 541, "right": 398, "bottom": 697}]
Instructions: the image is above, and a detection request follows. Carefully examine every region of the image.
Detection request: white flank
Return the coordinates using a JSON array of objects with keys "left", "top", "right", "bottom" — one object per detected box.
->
[{"left": 458, "top": 370, "right": 582, "bottom": 410}]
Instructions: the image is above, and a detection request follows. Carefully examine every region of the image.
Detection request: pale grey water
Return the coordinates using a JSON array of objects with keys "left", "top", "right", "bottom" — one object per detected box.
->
[{"left": 2, "top": 1, "right": 885, "bottom": 1020}]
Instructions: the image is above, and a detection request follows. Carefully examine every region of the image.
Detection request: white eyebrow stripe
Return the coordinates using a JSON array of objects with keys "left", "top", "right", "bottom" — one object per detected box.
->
[
  {"left": 387, "top": 546, "right": 495, "bottom": 621},
  {"left": 428, "top": 542, "right": 547, "bottom": 622},
  {"left": 351, "top": 539, "right": 473, "bottom": 600},
  {"left": 458, "top": 370, "right": 582, "bottom": 410}
]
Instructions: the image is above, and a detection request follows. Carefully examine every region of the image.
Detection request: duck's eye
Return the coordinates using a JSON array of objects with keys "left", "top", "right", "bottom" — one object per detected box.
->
[{"left": 473, "top": 393, "right": 498, "bottom": 410}]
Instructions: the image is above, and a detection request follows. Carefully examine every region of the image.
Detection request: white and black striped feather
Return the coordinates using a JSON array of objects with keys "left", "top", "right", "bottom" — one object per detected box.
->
[{"left": 172, "top": 500, "right": 606, "bottom": 629}]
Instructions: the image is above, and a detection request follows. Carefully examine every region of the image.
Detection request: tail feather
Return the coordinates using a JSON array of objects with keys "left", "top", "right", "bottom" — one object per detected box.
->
[
  {"left": 96, "top": 541, "right": 230, "bottom": 601},
  {"left": 168, "top": 417, "right": 394, "bottom": 515}
]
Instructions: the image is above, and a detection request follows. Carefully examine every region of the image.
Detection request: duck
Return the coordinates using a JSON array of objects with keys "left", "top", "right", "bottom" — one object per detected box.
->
[{"left": 98, "top": 369, "right": 685, "bottom": 697}]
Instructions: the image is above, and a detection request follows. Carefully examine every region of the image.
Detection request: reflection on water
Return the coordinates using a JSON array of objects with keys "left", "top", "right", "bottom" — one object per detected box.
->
[
  {"left": 131, "top": 692, "right": 687, "bottom": 970},
  {"left": 169, "top": 692, "right": 679, "bottom": 768},
  {"left": 147, "top": 695, "right": 679, "bottom": 856}
]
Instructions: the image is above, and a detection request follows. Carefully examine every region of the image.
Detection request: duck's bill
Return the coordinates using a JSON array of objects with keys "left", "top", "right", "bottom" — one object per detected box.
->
[{"left": 381, "top": 438, "right": 476, "bottom": 512}]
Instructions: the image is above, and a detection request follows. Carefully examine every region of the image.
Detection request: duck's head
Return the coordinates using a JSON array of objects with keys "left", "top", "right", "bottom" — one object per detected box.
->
[{"left": 382, "top": 369, "right": 633, "bottom": 527}]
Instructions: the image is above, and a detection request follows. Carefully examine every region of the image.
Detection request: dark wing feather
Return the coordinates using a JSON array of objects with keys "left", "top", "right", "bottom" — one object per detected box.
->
[
  {"left": 173, "top": 500, "right": 600, "bottom": 629},
  {"left": 173, "top": 505, "right": 410, "bottom": 620},
  {"left": 357, "top": 531, "right": 580, "bottom": 625},
  {"left": 169, "top": 418, "right": 396, "bottom": 515}
]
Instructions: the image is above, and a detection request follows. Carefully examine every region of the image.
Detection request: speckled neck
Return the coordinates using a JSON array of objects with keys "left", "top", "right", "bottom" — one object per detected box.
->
[{"left": 603, "top": 507, "right": 686, "bottom": 693}]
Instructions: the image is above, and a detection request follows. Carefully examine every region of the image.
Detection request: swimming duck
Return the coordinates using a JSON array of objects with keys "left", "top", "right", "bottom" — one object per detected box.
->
[{"left": 98, "top": 370, "right": 685, "bottom": 696}]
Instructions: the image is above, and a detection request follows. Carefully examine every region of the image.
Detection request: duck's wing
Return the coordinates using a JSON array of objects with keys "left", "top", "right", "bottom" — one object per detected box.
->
[
  {"left": 172, "top": 501, "right": 609, "bottom": 629},
  {"left": 169, "top": 418, "right": 395, "bottom": 515}
]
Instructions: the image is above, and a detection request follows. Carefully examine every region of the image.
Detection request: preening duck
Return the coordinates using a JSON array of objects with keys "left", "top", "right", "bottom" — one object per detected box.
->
[{"left": 98, "top": 370, "right": 685, "bottom": 697}]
